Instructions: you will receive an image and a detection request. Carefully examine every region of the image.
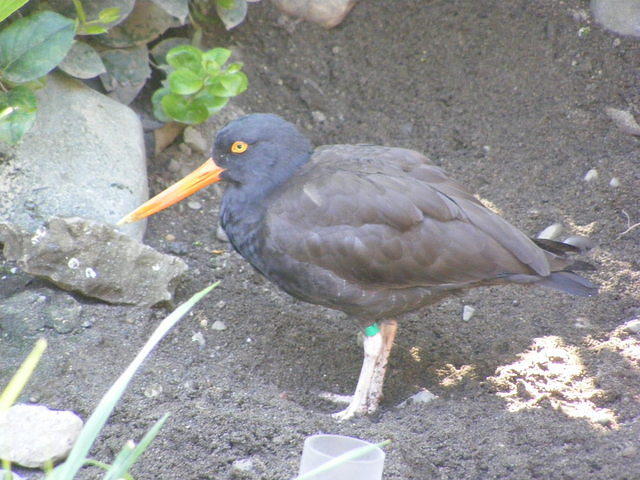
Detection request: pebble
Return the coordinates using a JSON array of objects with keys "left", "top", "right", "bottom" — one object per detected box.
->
[
  {"left": 604, "top": 107, "right": 640, "bottom": 136},
  {"left": 167, "top": 158, "right": 181, "bottom": 173},
  {"left": 211, "top": 320, "right": 227, "bottom": 331},
  {"left": 143, "top": 383, "right": 163, "bottom": 398},
  {"left": 584, "top": 169, "right": 598, "bottom": 182},
  {"left": 311, "top": 110, "right": 327, "bottom": 123},
  {"left": 624, "top": 319, "right": 640, "bottom": 334},
  {"left": 183, "top": 126, "right": 209, "bottom": 153},
  {"left": 167, "top": 241, "right": 189, "bottom": 256},
  {"left": 609, "top": 177, "right": 620, "bottom": 188},
  {"left": 187, "top": 200, "right": 202, "bottom": 210},
  {"left": 178, "top": 143, "right": 192, "bottom": 155},
  {"left": 232, "top": 458, "right": 254, "bottom": 472},
  {"left": 537, "top": 223, "right": 563, "bottom": 240},
  {"left": 462, "top": 305, "right": 476, "bottom": 321},
  {"left": 191, "top": 331, "right": 206, "bottom": 347},
  {"left": 621, "top": 445, "right": 638, "bottom": 457},
  {"left": 397, "top": 389, "right": 438, "bottom": 408},
  {"left": 165, "top": 233, "right": 176, "bottom": 242},
  {"left": 563, "top": 235, "right": 594, "bottom": 252},
  {"left": 0, "top": 404, "right": 83, "bottom": 468}
]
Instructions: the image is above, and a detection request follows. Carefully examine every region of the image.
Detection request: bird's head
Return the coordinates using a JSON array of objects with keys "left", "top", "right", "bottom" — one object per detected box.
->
[{"left": 118, "top": 113, "right": 312, "bottom": 225}]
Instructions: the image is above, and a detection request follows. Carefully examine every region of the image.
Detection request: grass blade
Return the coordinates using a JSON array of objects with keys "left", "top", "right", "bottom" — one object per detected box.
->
[
  {"left": 0, "top": 338, "right": 47, "bottom": 411},
  {"left": 293, "top": 440, "right": 390, "bottom": 480},
  {"left": 49, "top": 282, "right": 219, "bottom": 480},
  {"left": 102, "top": 413, "right": 170, "bottom": 480}
]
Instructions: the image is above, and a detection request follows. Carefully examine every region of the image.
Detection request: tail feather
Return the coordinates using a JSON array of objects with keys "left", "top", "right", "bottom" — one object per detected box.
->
[{"left": 538, "top": 271, "right": 599, "bottom": 297}]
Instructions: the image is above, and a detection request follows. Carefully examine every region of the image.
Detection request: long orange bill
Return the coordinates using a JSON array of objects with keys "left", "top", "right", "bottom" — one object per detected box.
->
[{"left": 117, "top": 158, "right": 225, "bottom": 225}]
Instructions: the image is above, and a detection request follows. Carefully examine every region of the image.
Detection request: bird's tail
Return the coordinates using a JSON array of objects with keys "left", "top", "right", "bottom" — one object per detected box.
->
[{"left": 532, "top": 238, "right": 599, "bottom": 297}]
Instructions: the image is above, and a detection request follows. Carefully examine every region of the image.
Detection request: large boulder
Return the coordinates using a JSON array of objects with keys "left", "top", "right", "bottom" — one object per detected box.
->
[{"left": 0, "top": 72, "right": 148, "bottom": 241}]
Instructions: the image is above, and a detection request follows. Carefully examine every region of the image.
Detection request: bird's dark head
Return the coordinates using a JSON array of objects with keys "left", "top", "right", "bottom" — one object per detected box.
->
[
  {"left": 213, "top": 113, "right": 313, "bottom": 186},
  {"left": 117, "top": 113, "right": 312, "bottom": 225}
]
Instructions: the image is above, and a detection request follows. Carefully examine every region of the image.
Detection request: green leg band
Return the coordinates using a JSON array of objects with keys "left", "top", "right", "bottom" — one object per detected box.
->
[{"left": 364, "top": 322, "right": 381, "bottom": 337}]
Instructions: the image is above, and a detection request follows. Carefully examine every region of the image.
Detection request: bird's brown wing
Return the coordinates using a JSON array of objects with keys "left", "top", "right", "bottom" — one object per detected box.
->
[{"left": 263, "top": 145, "right": 549, "bottom": 291}]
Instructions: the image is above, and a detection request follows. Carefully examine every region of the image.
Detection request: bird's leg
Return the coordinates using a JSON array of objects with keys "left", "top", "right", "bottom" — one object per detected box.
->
[{"left": 332, "top": 319, "right": 398, "bottom": 421}]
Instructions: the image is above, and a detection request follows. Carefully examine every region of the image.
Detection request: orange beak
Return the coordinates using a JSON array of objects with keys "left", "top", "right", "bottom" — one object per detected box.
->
[{"left": 117, "top": 157, "right": 225, "bottom": 225}]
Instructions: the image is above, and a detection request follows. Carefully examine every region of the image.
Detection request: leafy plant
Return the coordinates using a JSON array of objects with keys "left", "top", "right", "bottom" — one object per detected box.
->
[
  {"left": 152, "top": 45, "right": 248, "bottom": 125},
  {"left": 0, "top": 282, "right": 219, "bottom": 479}
]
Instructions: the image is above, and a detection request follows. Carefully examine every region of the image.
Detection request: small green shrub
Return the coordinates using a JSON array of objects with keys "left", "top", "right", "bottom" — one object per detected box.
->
[{"left": 152, "top": 45, "right": 248, "bottom": 125}]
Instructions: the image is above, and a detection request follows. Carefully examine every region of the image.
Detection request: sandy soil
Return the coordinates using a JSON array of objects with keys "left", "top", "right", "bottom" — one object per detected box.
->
[{"left": 3, "top": 0, "right": 640, "bottom": 479}]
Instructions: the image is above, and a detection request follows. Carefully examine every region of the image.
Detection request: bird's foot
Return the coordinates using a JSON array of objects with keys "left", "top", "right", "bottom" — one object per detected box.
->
[{"left": 319, "top": 391, "right": 381, "bottom": 420}]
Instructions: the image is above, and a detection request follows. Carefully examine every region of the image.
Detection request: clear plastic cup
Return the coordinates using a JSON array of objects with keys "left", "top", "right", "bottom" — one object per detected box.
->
[{"left": 298, "top": 434, "right": 385, "bottom": 480}]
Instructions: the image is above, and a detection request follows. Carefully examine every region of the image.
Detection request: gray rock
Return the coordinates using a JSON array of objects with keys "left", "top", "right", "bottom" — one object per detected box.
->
[
  {"left": 0, "top": 288, "right": 82, "bottom": 337},
  {"left": 462, "top": 305, "right": 476, "bottom": 321},
  {"left": 604, "top": 107, "right": 640, "bottom": 136},
  {"left": 397, "top": 389, "right": 438, "bottom": 408},
  {"left": 0, "top": 73, "right": 147, "bottom": 241},
  {"left": 0, "top": 404, "right": 83, "bottom": 468},
  {"left": 271, "top": 0, "right": 359, "bottom": 28},
  {"left": 0, "top": 217, "right": 187, "bottom": 306},
  {"left": 183, "top": 126, "right": 209, "bottom": 153},
  {"left": 216, "top": 223, "right": 230, "bottom": 243},
  {"left": 591, "top": 0, "right": 640, "bottom": 37}
]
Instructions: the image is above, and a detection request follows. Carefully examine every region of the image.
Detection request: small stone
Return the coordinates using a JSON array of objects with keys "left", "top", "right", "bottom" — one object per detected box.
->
[
  {"left": 183, "top": 126, "right": 208, "bottom": 153},
  {"left": 462, "top": 305, "right": 476, "bottom": 321},
  {"left": 397, "top": 389, "right": 437, "bottom": 408},
  {"left": 311, "top": 110, "right": 327, "bottom": 123},
  {"left": 216, "top": 300, "right": 227, "bottom": 309},
  {"left": 216, "top": 224, "right": 229, "bottom": 242},
  {"left": 563, "top": 235, "right": 594, "bottom": 252},
  {"left": 584, "top": 169, "right": 598, "bottom": 182},
  {"left": 167, "top": 241, "right": 189, "bottom": 256},
  {"left": 331, "top": 46, "right": 341, "bottom": 54},
  {"left": 609, "top": 177, "right": 620, "bottom": 188},
  {"left": 537, "top": 223, "right": 563, "bottom": 240},
  {"left": 0, "top": 404, "right": 83, "bottom": 468},
  {"left": 167, "top": 159, "right": 181, "bottom": 173},
  {"left": 165, "top": 233, "right": 176, "bottom": 242},
  {"left": 624, "top": 319, "right": 640, "bottom": 334},
  {"left": 604, "top": 107, "right": 640, "bottom": 136},
  {"left": 192, "top": 331, "right": 206, "bottom": 347},
  {"left": 232, "top": 458, "right": 254, "bottom": 472},
  {"left": 178, "top": 143, "right": 192, "bottom": 155},
  {"left": 187, "top": 200, "right": 202, "bottom": 210},
  {"left": 143, "top": 383, "right": 163, "bottom": 398},
  {"left": 621, "top": 445, "right": 638, "bottom": 457},
  {"left": 211, "top": 320, "right": 227, "bottom": 331}
]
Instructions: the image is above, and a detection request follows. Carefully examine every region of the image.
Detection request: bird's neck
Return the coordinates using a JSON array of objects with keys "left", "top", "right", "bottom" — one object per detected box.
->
[{"left": 219, "top": 152, "right": 309, "bottom": 264}]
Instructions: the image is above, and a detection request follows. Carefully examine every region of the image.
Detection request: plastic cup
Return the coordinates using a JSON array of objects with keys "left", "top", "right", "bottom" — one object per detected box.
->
[{"left": 298, "top": 434, "right": 385, "bottom": 480}]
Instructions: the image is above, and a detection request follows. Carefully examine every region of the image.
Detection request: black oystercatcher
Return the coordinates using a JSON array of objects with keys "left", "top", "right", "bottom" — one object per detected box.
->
[{"left": 119, "top": 113, "right": 597, "bottom": 420}]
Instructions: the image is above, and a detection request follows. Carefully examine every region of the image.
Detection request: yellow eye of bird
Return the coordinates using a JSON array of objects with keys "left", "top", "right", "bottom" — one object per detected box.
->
[{"left": 231, "top": 141, "right": 248, "bottom": 154}]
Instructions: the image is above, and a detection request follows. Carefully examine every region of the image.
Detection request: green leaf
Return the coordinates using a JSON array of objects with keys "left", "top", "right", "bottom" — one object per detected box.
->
[
  {"left": 151, "top": 87, "right": 171, "bottom": 122},
  {"left": 166, "top": 45, "right": 202, "bottom": 71},
  {"left": 195, "top": 88, "right": 229, "bottom": 115},
  {"left": 0, "top": 0, "right": 30, "bottom": 23},
  {"left": 150, "top": 36, "right": 189, "bottom": 65},
  {"left": 48, "top": 283, "right": 220, "bottom": 480},
  {"left": 215, "top": 0, "right": 247, "bottom": 30},
  {"left": 98, "top": 7, "right": 121, "bottom": 23},
  {"left": 0, "top": 85, "right": 37, "bottom": 145},
  {"left": 82, "top": 24, "right": 108, "bottom": 35},
  {"left": 208, "top": 72, "right": 248, "bottom": 97},
  {"left": 58, "top": 40, "right": 106, "bottom": 79},
  {"left": 150, "top": 0, "right": 189, "bottom": 23},
  {"left": 99, "top": 45, "right": 151, "bottom": 104},
  {"left": 226, "top": 62, "right": 243, "bottom": 74},
  {"left": 0, "top": 11, "right": 75, "bottom": 83},
  {"left": 216, "top": 0, "right": 234, "bottom": 9},
  {"left": 161, "top": 93, "right": 209, "bottom": 124},
  {"left": 168, "top": 69, "right": 203, "bottom": 95},
  {"left": 202, "top": 47, "right": 231, "bottom": 66},
  {"left": 95, "top": 0, "right": 179, "bottom": 48}
]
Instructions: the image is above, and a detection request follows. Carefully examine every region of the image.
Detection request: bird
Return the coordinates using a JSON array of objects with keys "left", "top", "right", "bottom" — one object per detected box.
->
[{"left": 119, "top": 113, "right": 598, "bottom": 420}]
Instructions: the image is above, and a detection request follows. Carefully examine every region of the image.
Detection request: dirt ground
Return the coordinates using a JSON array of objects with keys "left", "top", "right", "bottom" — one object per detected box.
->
[{"left": 3, "top": 0, "right": 640, "bottom": 478}]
